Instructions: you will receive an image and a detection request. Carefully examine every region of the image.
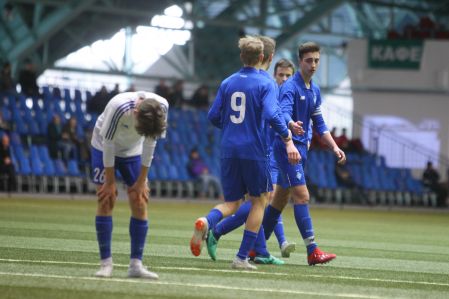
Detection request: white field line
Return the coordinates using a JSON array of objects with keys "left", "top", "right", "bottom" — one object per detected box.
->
[
  {"left": 0, "top": 271, "right": 387, "bottom": 299},
  {"left": 1, "top": 258, "right": 449, "bottom": 288}
]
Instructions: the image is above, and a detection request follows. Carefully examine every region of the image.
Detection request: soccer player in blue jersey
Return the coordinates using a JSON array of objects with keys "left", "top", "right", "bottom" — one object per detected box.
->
[
  {"left": 91, "top": 91, "right": 168, "bottom": 279},
  {"left": 190, "top": 36, "right": 300, "bottom": 270},
  {"left": 205, "top": 43, "right": 301, "bottom": 264},
  {"left": 263, "top": 42, "right": 346, "bottom": 266},
  {"left": 271, "top": 58, "right": 297, "bottom": 256}
]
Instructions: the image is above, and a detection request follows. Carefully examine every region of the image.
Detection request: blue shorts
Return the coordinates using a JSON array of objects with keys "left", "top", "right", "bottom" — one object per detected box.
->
[
  {"left": 220, "top": 158, "right": 272, "bottom": 202},
  {"left": 91, "top": 147, "right": 141, "bottom": 187},
  {"left": 273, "top": 138, "right": 308, "bottom": 189},
  {"left": 269, "top": 153, "right": 279, "bottom": 184}
]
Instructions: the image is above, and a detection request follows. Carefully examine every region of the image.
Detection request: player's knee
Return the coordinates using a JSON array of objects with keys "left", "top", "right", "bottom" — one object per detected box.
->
[
  {"left": 294, "top": 194, "right": 310, "bottom": 204},
  {"left": 97, "top": 196, "right": 115, "bottom": 212}
]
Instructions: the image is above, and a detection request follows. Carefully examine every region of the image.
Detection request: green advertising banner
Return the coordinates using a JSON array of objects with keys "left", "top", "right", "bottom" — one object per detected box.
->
[{"left": 368, "top": 39, "right": 423, "bottom": 69}]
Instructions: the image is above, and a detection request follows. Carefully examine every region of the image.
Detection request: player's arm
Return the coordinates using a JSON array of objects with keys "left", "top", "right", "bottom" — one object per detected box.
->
[
  {"left": 128, "top": 137, "right": 157, "bottom": 201},
  {"left": 279, "top": 85, "right": 304, "bottom": 136},
  {"left": 311, "top": 92, "right": 346, "bottom": 164},
  {"left": 97, "top": 99, "right": 121, "bottom": 201},
  {"left": 263, "top": 85, "right": 300, "bottom": 164},
  {"left": 207, "top": 85, "right": 224, "bottom": 128}
]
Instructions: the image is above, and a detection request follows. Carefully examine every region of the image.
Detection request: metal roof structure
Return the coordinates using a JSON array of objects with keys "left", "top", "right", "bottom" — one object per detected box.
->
[{"left": 1, "top": 0, "right": 448, "bottom": 87}]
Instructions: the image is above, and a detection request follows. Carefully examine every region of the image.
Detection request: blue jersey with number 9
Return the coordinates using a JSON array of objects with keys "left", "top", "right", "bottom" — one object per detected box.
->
[{"left": 208, "top": 67, "right": 289, "bottom": 161}]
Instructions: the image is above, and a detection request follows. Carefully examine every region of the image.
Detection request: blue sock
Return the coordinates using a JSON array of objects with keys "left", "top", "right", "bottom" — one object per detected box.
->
[
  {"left": 213, "top": 201, "right": 251, "bottom": 240},
  {"left": 262, "top": 205, "right": 281, "bottom": 240},
  {"left": 293, "top": 204, "right": 317, "bottom": 255},
  {"left": 95, "top": 216, "right": 112, "bottom": 260},
  {"left": 273, "top": 214, "right": 287, "bottom": 248},
  {"left": 129, "top": 217, "right": 148, "bottom": 260},
  {"left": 237, "top": 230, "right": 258, "bottom": 260},
  {"left": 253, "top": 226, "right": 269, "bottom": 257},
  {"left": 205, "top": 208, "right": 223, "bottom": 230}
]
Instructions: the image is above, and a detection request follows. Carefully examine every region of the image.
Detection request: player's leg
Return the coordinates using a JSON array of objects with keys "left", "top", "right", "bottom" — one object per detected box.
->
[
  {"left": 291, "top": 144, "right": 336, "bottom": 266},
  {"left": 291, "top": 185, "right": 336, "bottom": 265},
  {"left": 232, "top": 159, "right": 271, "bottom": 270},
  {"left": 207, "top": 199, "right": 251, "bottom": 260},
  {"left": 262, "top": 138, "right": 293, "bottom": 241},
  {"left": 263, "top": 183, "right": 290, "bottom": 240},
  {"left": 269, "top": 159, "right": 293, "bottom": 255},
  {"left": 252, "top": 225, "right": 284, "bottom": 265},
  {"left": 119, "top": 156, "right": 158, "bottom": 279},
  {"left": 92, "top": 148, "right": 115, "bottom": 277},
  {"left": 191, "top": 158, "right": 245, "bottom": 257}
]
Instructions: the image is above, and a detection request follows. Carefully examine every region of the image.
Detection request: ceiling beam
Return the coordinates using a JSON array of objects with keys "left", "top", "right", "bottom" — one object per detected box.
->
[
  {"left": 276, "top": 0, "right": 346, "bottom": 49},
  {"left": 7, "top": 0, "right": 96, "bottom": 62}
]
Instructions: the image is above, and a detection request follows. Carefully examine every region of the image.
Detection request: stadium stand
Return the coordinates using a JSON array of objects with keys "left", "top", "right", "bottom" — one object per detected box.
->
[{"left": 0, "top": 86, "right": 440, "bottom": 207}]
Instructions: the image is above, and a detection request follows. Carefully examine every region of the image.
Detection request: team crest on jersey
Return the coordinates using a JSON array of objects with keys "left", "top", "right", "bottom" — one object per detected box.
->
[{"left": 296, "top": 172, "right": 302, "bottom": 180}]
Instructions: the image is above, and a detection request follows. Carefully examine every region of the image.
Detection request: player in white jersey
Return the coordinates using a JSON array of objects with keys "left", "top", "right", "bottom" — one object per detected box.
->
[{"left": 91, "top": 91, "right": 168, "bottom": 279}]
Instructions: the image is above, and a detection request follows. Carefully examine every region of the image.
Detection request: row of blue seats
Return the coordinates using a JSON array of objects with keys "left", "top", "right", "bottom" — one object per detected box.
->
[{"left": 306, "top": 150, "right": 425, "bottom": 194}]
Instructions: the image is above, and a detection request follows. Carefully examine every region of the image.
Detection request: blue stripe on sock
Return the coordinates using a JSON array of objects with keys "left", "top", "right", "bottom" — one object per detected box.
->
[
  {"left": 293, "top": 204, "right": 317, "bottom": 255},
  {"left": 95, "top": 216, "right": 112, "bottom": 260},
  {"left": 129, "top": 217, "right": 148, "bottom": 260}
]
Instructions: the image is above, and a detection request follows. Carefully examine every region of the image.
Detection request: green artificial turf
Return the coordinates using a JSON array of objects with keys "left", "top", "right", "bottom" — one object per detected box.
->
[{"left": 0, "top": 197, "right": 448, "bottom": 299}]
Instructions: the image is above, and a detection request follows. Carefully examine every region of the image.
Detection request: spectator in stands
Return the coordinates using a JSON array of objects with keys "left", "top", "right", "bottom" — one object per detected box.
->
[
  {"left": 62, "top": 116, "right": 88, "bottom": 163},
  {"left": 190, "top": 84, "right": 210, "bottom": 109},
  {"left": 350, "top": 136, "right": 365, "bottom": 154},
  {"left": 0, "top": 110, "right": 10, "bottom": 132},
  {"left": 168, "top": 79, "right": 185, "bottom": 108},
  {"left": 126, "top": 84, "right": 136, "bottom": 92},
  {"left": 18, "top": 59, "right": 39, "bottom": 97},
  {"left": 109, "top": 83, "right": 120, "bottom": 99},
  {"left": 335, "top": 162, "right": 356, "bottom": 189},
  {"left": 187, "top": 148, "right": 223, "bottom": 199},
  {"left": 335, "top": 127, "right": 350, "bottom": 151},
  {"left": 87, "top": 85, "right": 110, "bottom": 114},
  {"left": 0, "top": 133, "right": 16, "bottom": 192},
  {"left": 0, "top": 62, "right": 15, "bottom": 95},
  {"left": 310, "top": 128, "right": 327, "bottom": 150},
  {"left": 47, "top": 115, "right": 63, "bottom": 159},
  {"left": 335, "top": 163, "right": 366, "bottom": 203},
  {"left": 422, "top": 161, "right": 446, "bottom": 207},
  {"left": 154, "top": 79, "right": 170, "bottom": 100},
  {"left": 422, "top": 161, "right": 440, "bottom": 191}
]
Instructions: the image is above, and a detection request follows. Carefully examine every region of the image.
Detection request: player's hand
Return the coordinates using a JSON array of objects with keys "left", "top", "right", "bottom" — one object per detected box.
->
[
  {"left": 128, "top": 180, "right": 150, "bottom": 202},
  {"left": 289, "top": 121, "right": 304, "bottom": 136},
  {"left": 97, "top": 182, "right": 117, "bottom": 202},
  {"left": 285, "top": 140, "right": 301, "bottom": 164},
  {"left": 333, "top": 147, "right": 346, "bottom": 164}
]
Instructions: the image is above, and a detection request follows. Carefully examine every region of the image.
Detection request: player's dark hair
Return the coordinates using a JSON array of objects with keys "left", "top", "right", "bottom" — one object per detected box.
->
[
  {"left": 274, "top": 58, "right": 295, "bottom": 75},
  {"left": 135, "top": 98, "right": 167, "bottom": 138},
  {"left": 298, "top": 42, "right": 320, "bottom": 60}
]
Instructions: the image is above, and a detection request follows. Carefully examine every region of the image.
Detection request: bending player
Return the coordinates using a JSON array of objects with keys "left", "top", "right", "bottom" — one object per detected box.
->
[{"left": 91, "top": 91, "right": 168, "bottom": 279}]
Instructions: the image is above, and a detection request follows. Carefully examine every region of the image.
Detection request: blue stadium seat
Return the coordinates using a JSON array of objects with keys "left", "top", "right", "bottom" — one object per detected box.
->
[
  {"left": 67, "top": 160, "right": 81, "bottom": 176},
  {"left": 53, "top": 159, "right": 67, "bottom": 176},
  {"left": 30, "top": 146, "right": 44, "bottom": 176}
]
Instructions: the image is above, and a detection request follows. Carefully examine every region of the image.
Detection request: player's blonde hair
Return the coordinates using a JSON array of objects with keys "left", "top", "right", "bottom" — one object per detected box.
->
[
  {"left": 258, "top": 36, "right": 276, "bottom": 64},
  {"left": 238, "top": 36, "right": 264, "bottom": 66}
]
